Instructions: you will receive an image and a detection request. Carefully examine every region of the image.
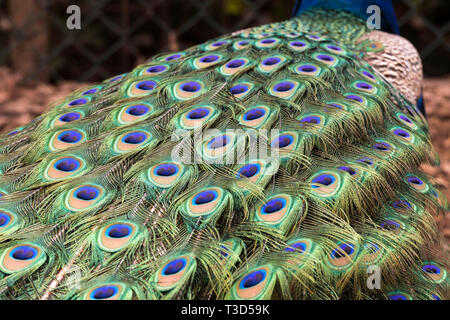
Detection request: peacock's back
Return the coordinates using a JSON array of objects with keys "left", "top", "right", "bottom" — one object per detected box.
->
[{"left": 0, "top": 8, "right": 447, "bottom": 300}]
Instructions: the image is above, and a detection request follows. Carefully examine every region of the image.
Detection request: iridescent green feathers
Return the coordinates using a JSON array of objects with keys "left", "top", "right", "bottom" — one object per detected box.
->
[{"left": 0, "top": 9, "right": 447, "bottom": 300}]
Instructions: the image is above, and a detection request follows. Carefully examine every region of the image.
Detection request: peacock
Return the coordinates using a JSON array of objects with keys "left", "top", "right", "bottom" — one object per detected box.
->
[{"left": 0, "top": 0, "right": 448, "bottom": 300}]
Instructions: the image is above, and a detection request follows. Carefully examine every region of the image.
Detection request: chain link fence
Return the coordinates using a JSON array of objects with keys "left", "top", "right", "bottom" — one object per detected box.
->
[{"left": 0, "top": 0, "right": 448, "bottom": 84}]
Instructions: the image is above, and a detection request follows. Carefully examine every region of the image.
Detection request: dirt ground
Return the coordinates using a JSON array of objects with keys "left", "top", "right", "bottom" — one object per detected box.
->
[
  {"left": 0, "top": 67, "right": 449, "bottom": 240},
  {"left": 421, "top": 77, "right": 450, "bottom": 239}
]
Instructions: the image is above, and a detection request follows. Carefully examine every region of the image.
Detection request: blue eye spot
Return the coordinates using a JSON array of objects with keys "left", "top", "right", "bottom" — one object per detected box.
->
[
  {"left": 10, "top": 246, "right": 38, "bottom": 261},
  {"left": 69, "top": 98, "right": 88, "bottom": 106},
  {"left": 154, "top": 163, "right": 178, "bottom": 177},
  {"left": 326, "top": 45, "right": 342, "bottom": 51},
  {"left": 399, "top": 115, "right": 412, "bottom": 123},
  {"left": 291, "top": 41, "right": 306, "bottom": 47},
  {"left": 165, "top": 54, "right": 182, "bottom": 61},
  {"left": 147, "top": 65, "right": 166, "bottom": 73},
  {"left": 230, "top": 84, "right": 249, "bottom": 95},
  {"left": 300, "top": 116, "right": 321, "bottom": 125},
  {"left": 91, "top": 286, "right": 118, "bottom": 299},
  {"left": 373, "top": 142, "right": 391, "bottom": 151},
  {"left": 207, "top": 135, "right": 230, "bottom": 149},
  {"left": 0, "top": 212, "right": 11, "bottom": 227},
  {"left": 327, "top": 103, "right": 343, "bottom": 109},
  {"left": 59, "top": 112, "right": 81, "bottom": 123},
  {"left": 331, "top": 243, "right": 354, "bottom": 258},
  {"left": 422, "top": 264, "right": 441, "bottom": 274},
  {"left": 261, "top": 39, "right": 275, "bottom": 44},
  {"left": 82, "top": 88, "right": 98, "bottom": 95},
  {"left": 181, "top": 81, "right": 201, "bottom": 92},
  {"left": 389, "top": 294, "right": 408, "bottom": 300},
  {"left": 239, "top": 270, "right": 266, "bottom": 289},
  {"left": 262, "top": 57, "right": 281, "bottom": 66},
  {"left": 219, "top": 245, "right": 230, "bottom": 259},
  {"left": 365, "top": 242, "right": 380, "bottom": 254},
  {"left": 109, "top": 75, "right": 123, "bottom": 82},
  {"left": 297, "top": 65, "right": 317, "bottom": 73},
  {"left": 187, "top": 108, "right": 210, "bottom": 120},
  {"left": 122, "top": 132, "right": 147, "bottom": 144},
  {"left": 362, "top": 70, "right": 375, "bottom": 79},
  {"left": 346, "top": 95, "right": 364, "bottom": 103},
  {"left": 136, "top": 80, "right": 156, "bottom": 91},
  {"left": 392, "top": 200, "right": 412, "bottom": 210},
  {"left": 338, "top": 166, "right": 357, "bottom": 175},
  {"left": 271, "top": 135, "right": 293, "bottom": 148},
  {"left": 75, "top": 186, "right": 100, "bottom": 201},
  {"left": 243, "top": 108, "right": 265, "bottom": 121},
  {"left": 393, "top": 129, "right": 410, "bottom": 138},
  {"left": 237, "top": 164, "right": 260, "bottom": 178},
  {"left": 200, "top": 55, "right": 219, "bottom": 63},
  {"left": 226, "top": 59, "right": 245, "bottom": 68},
  {"left": 106, "top": 224, "right": 132, "bottom": 239},
  {"left": 262, "top": 198, "right": 286, "bottom": 214},
  {"left": 356, "top": 82, "right": 373, "bottom": 90},
  {"left": 58, "top": 130, "right": 82, "bottom": 143},
  {"left": 285, "top": 242, "right": 307, "bottom": 253},
  {"left": 407, "top": 176, "right": 423, "bottom": 185},
  {"left": 212, "top": 41, "right": 227, "bottom": 47},
  {"left": 274, "top": 82, "right": 294, "bottom": 92},
  {"left": 193, "top": 190, "right": 218, "bottom": 205},
  {"left": 126, "top": 105, "right": 149, "bottom": 116},
  {"left": 316, "top": 54, "right": 334, "bottom": 62},
  {"left": 55, "top": 158, "right": 81, "bottom": 172},
  {"left": 163, "top": 258, "right": 187, "bottom": 275},
  {"left": 312, "top": 174, "right": 335, "bottom": 187}
]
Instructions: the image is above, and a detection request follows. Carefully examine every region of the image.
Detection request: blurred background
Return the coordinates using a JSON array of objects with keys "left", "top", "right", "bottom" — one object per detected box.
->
[
  {"left": 0, "top": 0, "right": 449, "bottom": 233},
  {"left": 1, "top": 0, "right": 449, "bottom": 83}
]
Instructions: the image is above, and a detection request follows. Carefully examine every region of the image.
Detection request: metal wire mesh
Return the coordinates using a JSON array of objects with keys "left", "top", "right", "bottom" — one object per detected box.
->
[{"left": 0, "top": 0, "right": 448, "bottom": 84}]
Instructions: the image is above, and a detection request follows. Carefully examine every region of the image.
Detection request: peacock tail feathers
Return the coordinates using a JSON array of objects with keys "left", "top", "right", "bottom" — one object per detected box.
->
[{"left": 0, "top": 7, "right": 448, "bottom": 300}]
